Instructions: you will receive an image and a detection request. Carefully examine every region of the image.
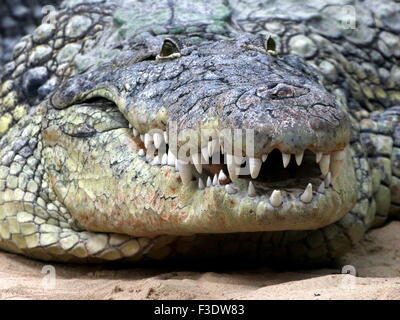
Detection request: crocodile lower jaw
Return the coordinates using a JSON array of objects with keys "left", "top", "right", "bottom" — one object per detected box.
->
[{"left": 121, "top": 146, "right": 357, "bottom": 236}]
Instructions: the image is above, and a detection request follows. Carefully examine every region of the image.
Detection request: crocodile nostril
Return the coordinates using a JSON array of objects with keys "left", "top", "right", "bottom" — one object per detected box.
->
[
  {"left": 256, "top": 83, "right": 310, "bottom": 99},
  {"left": 269, "top": 85, "right": 296, "bottom": 98}
]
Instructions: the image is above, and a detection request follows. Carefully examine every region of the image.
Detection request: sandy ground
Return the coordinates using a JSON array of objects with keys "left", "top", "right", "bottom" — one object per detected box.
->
[{"left": 0, "top": 222, "right": 400, "bottom": 300}]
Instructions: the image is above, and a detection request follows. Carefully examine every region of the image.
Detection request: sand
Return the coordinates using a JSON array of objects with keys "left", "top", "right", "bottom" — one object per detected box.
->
[{"left": 0, "top": 222, "right": 400, "bottom": 300}]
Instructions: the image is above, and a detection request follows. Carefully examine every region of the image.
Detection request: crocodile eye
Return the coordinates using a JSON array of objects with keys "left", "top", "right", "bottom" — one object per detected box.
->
[
  {"left": 156, "top": 37, "right": 182, "bottom": 61},
  {"left": 264, "top": 36, "right": 277, "bottom": 57}
]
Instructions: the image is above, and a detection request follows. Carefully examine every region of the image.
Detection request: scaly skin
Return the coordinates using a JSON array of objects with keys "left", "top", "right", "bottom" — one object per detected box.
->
[
  {"left": 0, "top": 0, "right": 63, "bottom": 66},
  {"left": 0, "top": 0, "right": 399, "bottom": 264}
]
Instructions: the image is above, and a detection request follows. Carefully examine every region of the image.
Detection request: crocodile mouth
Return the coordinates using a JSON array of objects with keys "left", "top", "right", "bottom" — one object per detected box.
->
[
  {"left": 131, "top": 127, "right": 346, "bottom": 207},
  {"left": 43, "top": 104, "right": 355, "bottom": 237}
]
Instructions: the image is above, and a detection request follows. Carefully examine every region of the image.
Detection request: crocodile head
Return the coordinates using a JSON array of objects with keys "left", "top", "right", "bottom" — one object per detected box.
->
[{"left": 46, "top": 34, "right": 356, "bottom": 237}]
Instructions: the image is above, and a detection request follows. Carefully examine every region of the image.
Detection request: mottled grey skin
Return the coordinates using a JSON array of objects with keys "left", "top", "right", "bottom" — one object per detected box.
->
[{"left": 0, "top": 0, "right": 399, "bottom": 264}]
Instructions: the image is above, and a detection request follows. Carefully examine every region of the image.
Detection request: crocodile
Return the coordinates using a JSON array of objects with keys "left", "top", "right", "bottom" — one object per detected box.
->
[{"left": 0, "top": 0, "right": 399, "bottom": 265}]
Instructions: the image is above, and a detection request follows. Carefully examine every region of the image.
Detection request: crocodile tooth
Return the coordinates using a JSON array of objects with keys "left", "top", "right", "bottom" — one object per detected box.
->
[
  {"left": 208, "top": 141, "right": 213, "bottom": 156},
  {"left": 138, "top": 149, "right": 145, "bottom": 157},
  {"left": 330, "top": 160, "right": 344, "bottom": 180},
  {"left": 235, "top": 155, "right": 245, "bottom": 165},
  {"left": 226, "top": 154, "right": 234, "bottom": 165},
  {"left": 213, "top": 174, "right": 219, "bottom": 186},
  {"left": 300, "top": 183, "right": 313, "bottom": 203},
  {"left": 248, "top": 182, "right": 256, "bottom": 197},
  {"left": 325, "top": 172, "right": 332, "bottom": 187},
  {"left": 227, "top": 163, "right": 239, "bottom": 181},
  {"left": 129, "top": 124, "right": 133, "bottom": 129},
  {"left": 177, "top": 160, "right": 192, "bottom": 185},
  {"left": 332, "top": 150, "right": 346, "bottom": 161},
  {"left": 208, "top": 139, "right": 219, "bottom": 156},
  {"left": 146, "top": 145, "right": 156, "bottom": 158},
  {"left": 218, "top": 170, "right": 228, "bottom": 183},
  {"left": 270, "top": 190, "right": 282, "bottom": 207},
  {"left": 140, "top": 134, "right": 144, "bottom": 142},
  {"left": 144, "top": 133, "right": 153, "bottom": 149},
  {"left": 201, "top": 145, "right": 209, "bottom": 160},
  {"left": 319, "top": 155, "right": 331, "bottom": 175},
  {"left": 225, "top": 184, "right": 237, "bottom": 194},
  {"left": 282, "top": 153, "right": 291, "bottom": 168},
  {"left": 331, "top": 150, "right": 345, "bottom": 179},
  {"left": 132, "top": 128, "right": 139, "bottom": 137},
  {"left": 153, "top": 132, "right": 164, "bottom": 149},
  {"left": 152, "top": 156, "right": 161, "bottom": 166},
  {"left": 316, "top": 152, "right": 323, "bottom": 163},
  {"left": 295, "top": 152, "right": 304, "bottom": 166},
  {"left": 227, "top": 154, "right": 239, "bottom": 180},
  {"left": 213, "top": 139, "right": 220, "bottom": 155},
  {"left": 198, "top": 178, "right": 205, "bottom": 190},
  {"left": 318, "top": 181, "right": 325, "bottom": 193},
  {"left": 167, "top": 151, "right": 176, "bottom": 167},
  {"left": 164, "top": 131, "right": 169, "bottom": 144},
  {"left": 249, "top": 157, "right": 262, "bottom": 179},
  {"left": 161, "top": 153, "right": 168, "bottom": 165},
  {"left": 207, "top": 177, "right": 212, "bottom": 187},
  {"left": 192, "top": 154, "right": 203, "bottom": 174},
  {"left": 262, "top": 154, "right": 268, "bottom": 162}
]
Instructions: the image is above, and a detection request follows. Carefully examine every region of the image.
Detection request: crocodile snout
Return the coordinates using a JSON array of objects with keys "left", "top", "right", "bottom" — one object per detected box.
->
[{"left": 220, "top": 100, "right": 351, "bottom": 157}]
